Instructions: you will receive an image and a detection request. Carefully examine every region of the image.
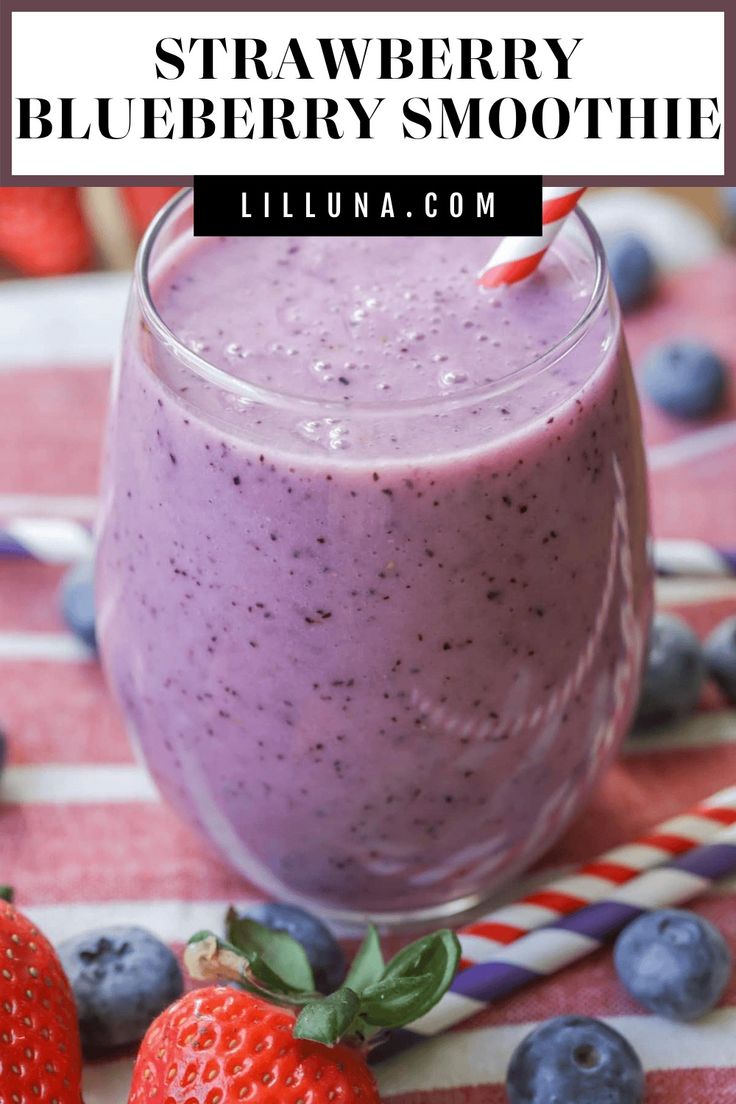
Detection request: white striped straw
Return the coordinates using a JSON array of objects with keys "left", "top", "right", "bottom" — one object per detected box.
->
[
  {"left": 0, "top": 518, "right": 93, "bottom": 563},
  {"left": 457, "top": 783, "right": 736, "bottom": 966},
  {"left": 374, "top": 813, "right": 736, "bottom": 1061},
  {"left": 653, "top": 538, "right": 736, "bottom": 578},
  {"left": 478, "top": 186, "right": 587, "bottom": 288}
]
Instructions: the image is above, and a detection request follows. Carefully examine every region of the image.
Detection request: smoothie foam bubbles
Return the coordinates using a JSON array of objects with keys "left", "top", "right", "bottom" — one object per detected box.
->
[
  {"left": 140, "top": 229, "right": 601, "bottom": 464},
  {"left": 96, "top": 196, "right": 651, "bottom": 920}
]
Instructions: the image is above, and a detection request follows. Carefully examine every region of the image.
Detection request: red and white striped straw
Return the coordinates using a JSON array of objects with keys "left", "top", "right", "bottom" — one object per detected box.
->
[
  {"left": 478, "top": 186, "right": 587, "bottom": 288},
  {"left": 377, "top": 812, "right": 736, "bottom": 1058},
  {"left": 457, "top": 782, "right": 736, "bottom": 967}
]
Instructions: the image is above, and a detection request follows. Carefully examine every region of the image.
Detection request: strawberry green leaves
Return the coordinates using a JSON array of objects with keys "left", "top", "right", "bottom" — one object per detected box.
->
[
  {"left": 184, "top": 931, "right": 316, "bottom": 1007},
  {"left": 293, "top": 925, "right": 460, "bottom": 1043},
  {"left": 375, "top": 929, "right": 460, "bottom": 1024},
  {"left": 344, "top": 924, "right": 384, "bottom": 993},
  {"left": 186, "top": 917, "right": 461, "bottom": 1048},
  {"left": 349, "top": 926, "right": 460, "bottom": 1030},
  {"left": 360, "top": 974, "right": 434, "bottom": 1028},
  {"left": 226, "top": 908, "right": 315, "bottom": 993},
  {"left": 293, "top": 987, "right": 362, "bottom": 1045}
]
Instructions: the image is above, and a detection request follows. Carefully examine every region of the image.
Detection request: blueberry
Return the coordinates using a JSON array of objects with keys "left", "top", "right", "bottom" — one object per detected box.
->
[
  {"left": 634, "top": 612, "right": 705, "bottom": 727},
  {"left": 606, "top": 233, "right": 656, "bottom": 312},
  {"left": 642, "top": 340, "right": 726, "bottom": 420},
  {"left": 59, "top": 560, "right": 96, "bottom": 650},
  {"left": 704, "top": 615, "right": 736, "bottom": 703},
  {"left": 58, "top": 925, "right": 183, "bottom": 1055},
  {"left": 506, "top": 1015, "right": 644, "bottom": 1104},
  {"left": 614, "top": 909, "right": 732, "bottom": 1021},
  {"left": 236, "top": 903, "right": 345, "bottom": 993}
]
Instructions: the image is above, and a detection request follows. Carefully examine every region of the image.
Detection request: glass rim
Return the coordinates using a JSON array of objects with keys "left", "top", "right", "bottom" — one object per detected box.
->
[{"left": 135, "top": 187, "right": 611, "bottom": 420}]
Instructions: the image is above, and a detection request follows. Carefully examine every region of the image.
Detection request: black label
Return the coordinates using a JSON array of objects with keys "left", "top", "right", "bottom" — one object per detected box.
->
[{"left": 193, "top": 176, "right": 541, "bottom": 235}]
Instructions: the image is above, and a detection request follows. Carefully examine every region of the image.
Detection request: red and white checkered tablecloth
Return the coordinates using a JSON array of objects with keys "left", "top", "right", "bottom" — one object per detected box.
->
[{"left": 1, "top": 255, "right": 736, "bottom": 1103}]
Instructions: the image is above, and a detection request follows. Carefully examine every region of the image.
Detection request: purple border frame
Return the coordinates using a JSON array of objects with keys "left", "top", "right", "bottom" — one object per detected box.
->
[{"left": 0, "top": 0, "right": 731, "bottom": 186}]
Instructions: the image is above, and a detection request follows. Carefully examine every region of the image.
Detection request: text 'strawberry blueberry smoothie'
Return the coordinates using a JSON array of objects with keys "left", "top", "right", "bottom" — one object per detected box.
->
[{"left": 96, "top": 194, "right": 651, "bottom": 920}]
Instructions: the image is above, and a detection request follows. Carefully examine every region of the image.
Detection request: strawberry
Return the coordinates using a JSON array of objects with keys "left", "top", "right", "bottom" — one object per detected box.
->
[
  {"left": 128, "top": 985, "right": 380, "bottom": 1104},
  {"left": 120, "top": 188, "right": 180, "bottom": 237},
  {"left": 128, "top": 917, "right": 461, "bottom": 1104},
  {"left": 0, "top": 187, "right": 92, "bottom": 276},
  {"left": 0, "top": 895, "right": 83, "bottom": 1102}
]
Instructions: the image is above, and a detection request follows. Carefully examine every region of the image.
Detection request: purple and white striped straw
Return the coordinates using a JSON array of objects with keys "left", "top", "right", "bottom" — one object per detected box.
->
[
  {"left": 2, "top": 522, "right": 734, "bottom": 579},
  {"left": 0, "top": 518, "right": 93, "bottom": 563},
  {"left": 654, "top": 538, "right": 736, "bottom": 578},
  {"left": 374, "top": 821, "right": 736, "bottom": 1062},
  {"left": 0, "top": 516, "right": 735, "bottom": 582}
]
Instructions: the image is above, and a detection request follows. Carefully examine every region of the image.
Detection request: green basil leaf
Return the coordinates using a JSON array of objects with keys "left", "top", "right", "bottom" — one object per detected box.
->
[
  {"left": 382, "top": 929, "right": 460, "bottom": 983},
  {"left": 293, "top": 988, "right": 361, "bottom": 1045},
  {"left": 187, "top": 928, "right": 217, "bottom": 945},
  {"left": 344, "top": 924, "right": 384, "bottom": 994},
  {"left": 360, "top": 973, "right": 435, "bottom": 1027},
  {"left": 245, "top": 952, "right": 306, "bottom": 998},
  {"left": 227, "top": 910, "right": 315, "bottom": 994},
  {"left": 376, "top": 930, "right": 461, "bottom": 1025}
]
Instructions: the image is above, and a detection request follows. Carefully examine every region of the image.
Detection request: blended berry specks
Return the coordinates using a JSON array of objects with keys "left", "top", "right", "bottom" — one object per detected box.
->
[{"left": 96, "top": 233, "right": 649, "bottom": 916}]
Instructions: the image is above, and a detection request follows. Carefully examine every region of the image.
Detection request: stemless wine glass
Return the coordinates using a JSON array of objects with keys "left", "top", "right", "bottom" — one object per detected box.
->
[{"left": 96, "top": 190, "right": 651, "bottom": 925}]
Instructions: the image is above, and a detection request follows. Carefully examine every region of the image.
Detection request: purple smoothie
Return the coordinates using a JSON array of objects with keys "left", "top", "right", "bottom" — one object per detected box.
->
[{"left": 96, "top": 213, "right": 651, "bottom": 918}]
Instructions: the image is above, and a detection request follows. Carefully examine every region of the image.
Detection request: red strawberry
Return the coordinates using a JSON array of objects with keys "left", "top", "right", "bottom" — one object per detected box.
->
[
  {"left": 129, "top": 917, "right": 460, "bottom": 1103},
  {"left": 0, "top": 896, "right": 83, "bottom": 1102},
  {"left": 127, "top": 986, "right": 380, "bottom": 1104},
  {"left": 120, "top": 187, "right": 180, "bottom": 237},
  {"left": 0, "top": 187, "right": 92, "bottom": 276}
]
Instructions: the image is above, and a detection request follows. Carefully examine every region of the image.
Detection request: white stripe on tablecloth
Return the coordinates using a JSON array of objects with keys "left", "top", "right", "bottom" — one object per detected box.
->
[
  {"left": 0, "top": 764, "right": 159, "bottom": 805},
  {"left": 648, "top": 420, "right": 736, "bottom": 471},
  {"left": 0, "top": 494, "right": 99, "bottom": 520},
  {"left": 623, "top": 711, "right": 736, "bottom": 754},
  {"left": 0, "top": 272, "right": 129, "bottom": 369},
  {"left": 0, "top": 632, "right": 94, "bottom": 661},
  {"left": 81, "top": 1007, "right": 736, "bottom": 1103},
  {"left": 0, "top": 510, "right": 734, "bottom": 595},
  {"left": 655, "top": 539, "right": 733, "bottom": 578},
  {"left": 25, "top": 875, "right": 736, "bottom": 949},
  {"left": 25, "top": 897, "right": 265, "bottom": 945},
  {"left": 656, "top": 576, "right": 736, "bottom": 605},
  {"left": 376, "top": 1007, "right": 736, "bottom": 1095}
]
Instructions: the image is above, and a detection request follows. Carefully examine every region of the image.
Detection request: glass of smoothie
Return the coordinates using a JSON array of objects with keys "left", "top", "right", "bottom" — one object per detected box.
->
[{"left": 96, "top": 190, "right": 651, "bottom": 924}]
